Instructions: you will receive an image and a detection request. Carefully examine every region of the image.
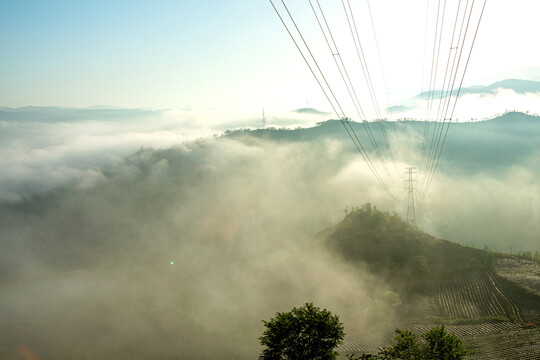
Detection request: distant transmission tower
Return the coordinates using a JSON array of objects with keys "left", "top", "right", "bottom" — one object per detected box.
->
[
  {"left": 405, "top": 167, "right": 417, "bottom": 229},
  {"left": 262, "top": 108, "right": 266, "bottom": 128}
]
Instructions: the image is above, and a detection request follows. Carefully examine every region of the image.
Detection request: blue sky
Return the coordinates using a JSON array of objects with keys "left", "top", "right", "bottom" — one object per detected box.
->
[
  {"left": 1, "top": 0, "right": 540, "bottom": 115},
  {"left": 0, "top": 1, "right": 286, "bottom": 109}
]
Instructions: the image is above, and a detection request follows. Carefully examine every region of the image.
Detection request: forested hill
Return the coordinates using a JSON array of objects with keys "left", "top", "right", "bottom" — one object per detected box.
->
[
  {"left": 225, "top": 111, "right": 539, "bottom": 142},
  {"left": 225, "top": 111, "right": 540, "bottom": 175},
  {"left": 323, "top": 204, "right": 491, "bottom": 287}
]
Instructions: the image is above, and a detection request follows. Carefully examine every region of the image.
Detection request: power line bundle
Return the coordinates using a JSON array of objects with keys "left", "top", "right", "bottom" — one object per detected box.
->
[{"left": 269, "top": 0, "right": 486, "bottom": 201}]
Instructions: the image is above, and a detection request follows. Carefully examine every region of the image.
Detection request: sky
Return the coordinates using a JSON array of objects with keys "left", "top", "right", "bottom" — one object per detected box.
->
[{"left": 1, "top": 0, "right": 540, "bottom": 117}]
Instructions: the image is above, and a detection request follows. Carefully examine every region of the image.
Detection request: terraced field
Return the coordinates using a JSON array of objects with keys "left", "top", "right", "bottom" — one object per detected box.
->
[
  {"left": 495, "top": 257, "right": 540, "bottom": 295},
  {"left": 435, "top": 271, "right": 522, "bottom": 321},
  {"left": 337, "top": 266, "right": 540, "bottom": 359},
  {"left": 464, "top": 326, "right": 540, "bottom": 360},
  {"left": 337, "top": 323, "right": 540, "bottom": 360}
]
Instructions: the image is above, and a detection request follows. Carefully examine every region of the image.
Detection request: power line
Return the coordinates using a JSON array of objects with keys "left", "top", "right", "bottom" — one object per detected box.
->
[
  {"left": 366, "top": 0, "right": 390, "bottom": 116},
  {"left": 310, "top": 0, "right": 392, "bottom": 181},
  {"left": 422, "top": 0, "right": 474, "bottom": 192},
  {"left": 366, "top": 0, "right": 400, "bottom": 179},
  {"left": 269, "top": 0, "right": 486, "bottom": 199},
  {"left": 268, "top": 0, "right": 395, "bottom": 199},
  {"left": 279, "top": 0, "right": 347, "bottom": 117},
  {"left": 420, "top": 0, "right": 443, "bottom": 173},
  {"left": 423, "top": 0, "right": 462, "bottom": 183},
  {"left": 343, "top": 0, "right": 382, "bottom": 119},
  {"left": 418, "top": 0, "right": 431, "bottom": 168},
  {"left": 341, "top": 0, "right": 395, "bottom": 179},
  {"left": 422, "top": 0, "right": 448, "bottom": 179},
  {"left": 422, "top": 0, "right": 469, "bottom": 187},
  {"left": 423, "top": 0, "right": 487, "bottom": 195}
]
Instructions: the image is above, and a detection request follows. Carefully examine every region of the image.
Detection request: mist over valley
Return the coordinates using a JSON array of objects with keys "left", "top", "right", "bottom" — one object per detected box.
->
[{"left": 1, "top": 106, "right": 539, "bottom": 359}]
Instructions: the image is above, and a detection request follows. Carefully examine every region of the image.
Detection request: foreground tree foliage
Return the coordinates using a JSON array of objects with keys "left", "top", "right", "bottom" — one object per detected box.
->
[
  {"left": 259, "top": 303, "right": 345, "bottom": 360},
  {"left": 349, "top": 325, "right": 467, "bottom": 360}
]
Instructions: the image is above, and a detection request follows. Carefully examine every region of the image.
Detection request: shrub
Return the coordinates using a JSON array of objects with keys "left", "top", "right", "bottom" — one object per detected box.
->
[{"left": 259, "top": 303, "right": 345, "bottom": 360}]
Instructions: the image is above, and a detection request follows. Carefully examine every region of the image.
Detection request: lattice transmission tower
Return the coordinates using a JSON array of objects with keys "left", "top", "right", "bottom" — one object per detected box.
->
[{"left": 404, "top": 167, "right": 417, "bottom": 229}]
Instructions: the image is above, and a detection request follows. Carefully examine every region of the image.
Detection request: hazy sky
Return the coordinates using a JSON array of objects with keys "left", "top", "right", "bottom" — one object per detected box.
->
[{"left": 1, "top": 0, "right": 540, "bottom": 115}]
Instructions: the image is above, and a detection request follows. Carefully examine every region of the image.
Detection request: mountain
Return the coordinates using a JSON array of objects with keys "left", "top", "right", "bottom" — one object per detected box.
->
[
  {"left": 487, "top": 79, "right": 540, "bottom": 94},
  {"left": 0, "top": 106, "right": 162, "bottom": 122},
  {"left": 227, "top": 111, "right": 540, "bottom": 175},
  {"left": 292, "top": 107, "right": 332, "bottom": 116},
  {"left": 416, "top": 79, "right": 540, "bottom": 99}
]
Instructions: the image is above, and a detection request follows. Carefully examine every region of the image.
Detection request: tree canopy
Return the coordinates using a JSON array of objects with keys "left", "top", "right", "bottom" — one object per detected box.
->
[
  {"left": 259, "top": 303, "right": 345, "bottom": 360},
  {"left": 350, "top": 325, "right": 467, "bottom": 360}
]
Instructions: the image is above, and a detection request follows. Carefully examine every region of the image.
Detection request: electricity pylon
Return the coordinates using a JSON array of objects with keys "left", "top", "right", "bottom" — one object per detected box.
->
[{"left": 405, "top": 166, "right": 417, "bottom": 229}]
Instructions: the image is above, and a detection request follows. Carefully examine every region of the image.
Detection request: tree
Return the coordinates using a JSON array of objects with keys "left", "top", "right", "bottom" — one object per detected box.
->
[
  {"left": 421, "top": 325, "right": 467, "bottom": 360},
  {"left": 378, "top": 329, "right": 420, "bottom": 360},
  {"left": 259, "top": 303, "right": 345, "bottom": 360},
  {"left": 378, "top": 325, "right": 467, "bottom": 360}
]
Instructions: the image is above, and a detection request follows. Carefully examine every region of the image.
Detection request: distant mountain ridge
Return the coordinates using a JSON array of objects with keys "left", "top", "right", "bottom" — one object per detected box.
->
[
  {"left": 292, "top": 107, "right": 331, "bottom": 116},
  {"left": 225, "top": 111, "right": 539, "bottom": 176},
  {"left": 0, "top": 106, "right": 162, "bottom": 122},
  {"left": 416, "top": 78, "right": 540, "bottom": 99}
]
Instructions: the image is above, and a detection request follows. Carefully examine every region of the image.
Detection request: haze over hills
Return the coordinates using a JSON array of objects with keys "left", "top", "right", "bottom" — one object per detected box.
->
[
  {"left": 0, "top": 106, "right": 162, "bottom": 122},
  {"left": 1, "top": 108, "right": 539, "bottom": 251},
  {"left": 0, "top": 106, "right": 539, "bottom": 359},
  {"left": 416, "top": 78, "right": 540, "bottom": 99},
  {"left": 228, "top": 110, "right": 540, "bottom": 175},
  {"left": 386, "top": 78, "right": 540, "bottom": 117}
]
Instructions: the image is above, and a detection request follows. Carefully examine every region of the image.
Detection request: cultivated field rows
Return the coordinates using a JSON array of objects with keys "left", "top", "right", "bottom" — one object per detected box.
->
[
  {"left": 337, "top": 322, "right": 526, "bottom": 358},
  {"left": 401, "top": 322, "right": 521, "bottom": 338},
  {"left": 435, "top": 271, "right": 522, "bottom": 321},
  {"left": 339, "top": 336, "right": 381, "bottom": 354},
  {"left": 464, "top": 327, "right": 540, "bottom": 359},
  {"left": 495, "top": 258, "right": 540, "bottom": 295}
]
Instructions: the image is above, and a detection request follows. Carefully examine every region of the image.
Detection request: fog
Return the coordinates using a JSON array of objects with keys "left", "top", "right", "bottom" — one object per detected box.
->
[
  {"left": 0, "top": 107, "right": 328, "bottom": 202},
  {"left": 1, "top": 107, "right": 539, "bottom": 358},
  {"left": 0, "top": 114, "right": 397, "bottom": 359},
  {"left": 385, "top": 88, "right": 540, "bottom": 121},
  {"left": 418, "top": 162, "right": 540, "bottom": 252}
]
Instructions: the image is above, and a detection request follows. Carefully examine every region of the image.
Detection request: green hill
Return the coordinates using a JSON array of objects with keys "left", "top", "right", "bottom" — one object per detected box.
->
[{"left": 324, "top": 204, "right": 490, "bottom": 290}]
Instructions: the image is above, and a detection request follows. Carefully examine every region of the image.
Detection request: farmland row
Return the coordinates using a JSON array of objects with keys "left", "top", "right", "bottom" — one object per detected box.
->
[
  {"left": 338, "top": 322, "right": 532, "bottom": 360},
  {"left": 339, "top": 337, "right": 381, "bottom": 354},
  {"left": 494, "top": 258, "right": 540, "bottom": 295},
  {"left": 465, "top": 327, "right": 540, "bottom": 360},
  {"left": 402, "top": 322, "right": 520, "bottom": 338},
  {"left": 435, "top": 271, "right": 522, "bottom": 321}
]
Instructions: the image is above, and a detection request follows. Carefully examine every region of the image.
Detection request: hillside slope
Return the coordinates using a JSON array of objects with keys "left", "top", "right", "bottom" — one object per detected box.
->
[
  {"left": 322, "top": 204, "right": 540, "bottom": 359},
  {"left": 325, "top": 204, "right": 490, "bottom": 285},
  {"left": 324, "top": 204, "right": 540, "bottom": 318}
]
